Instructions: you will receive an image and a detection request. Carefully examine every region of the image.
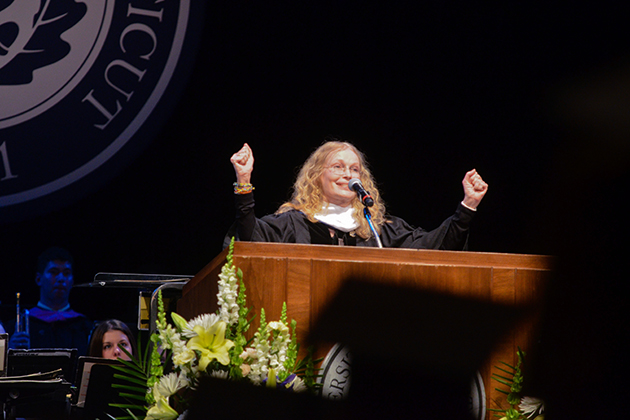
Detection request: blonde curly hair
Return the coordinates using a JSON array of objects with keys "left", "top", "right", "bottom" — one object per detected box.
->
[{"left": 277, "top": 140, "right": 386, "bottom": 239}]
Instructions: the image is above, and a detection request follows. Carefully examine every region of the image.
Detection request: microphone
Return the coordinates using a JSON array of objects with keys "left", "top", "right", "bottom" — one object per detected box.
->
[{"left": 348, "top": 178, "right": 374, "bottom": 207}]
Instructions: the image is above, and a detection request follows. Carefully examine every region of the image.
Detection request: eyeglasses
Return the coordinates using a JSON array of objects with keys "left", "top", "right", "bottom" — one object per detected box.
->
[{"left": 327, "top": 164, "right": 361, "bottom": 177}]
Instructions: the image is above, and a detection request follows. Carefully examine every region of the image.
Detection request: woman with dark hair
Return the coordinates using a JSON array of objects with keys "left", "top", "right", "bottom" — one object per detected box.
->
[
  {"left": 88, "top": 319, "right": 136, "bottom": 361},
  {"left": 226, "top": 140, "right": 488, "bottom": 249}
]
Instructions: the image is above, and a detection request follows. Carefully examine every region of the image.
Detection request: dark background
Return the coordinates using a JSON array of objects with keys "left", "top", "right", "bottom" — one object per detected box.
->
[
  {"left": 0, "top": 2, "right": 627, "bottom": 326},
  {"left": 1, "top": 2, "right": 629, "bottom": 417}
]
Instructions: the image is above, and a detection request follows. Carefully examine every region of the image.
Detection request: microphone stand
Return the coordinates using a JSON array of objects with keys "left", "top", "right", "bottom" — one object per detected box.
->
[{"left": 363, "top": 207, "right": 383, "bottom": 248}]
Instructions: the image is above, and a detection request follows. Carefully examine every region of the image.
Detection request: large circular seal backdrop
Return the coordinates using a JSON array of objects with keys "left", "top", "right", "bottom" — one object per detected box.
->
[{"left": 0, "top": 0, "right": 204, "bottom": 222}]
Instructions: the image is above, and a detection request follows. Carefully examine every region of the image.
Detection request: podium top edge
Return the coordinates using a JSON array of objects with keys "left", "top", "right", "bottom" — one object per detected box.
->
[{"left": 220, "top": 241, "right": 555, "bottom": 270}]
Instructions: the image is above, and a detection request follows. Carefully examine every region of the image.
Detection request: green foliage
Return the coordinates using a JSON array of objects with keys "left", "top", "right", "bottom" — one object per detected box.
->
[
  {"left": 228, "top": 274, "right": 255, "bottom": 379},
  {"left": 107, "top": 335, "right": 150, "bottom": 419},
  {"left": 146, "top": 336, "right": 163, "bottom": 405},
  {"left": 257, "top": 308, "right": 268, "bottom": 339},
  {"left": 156, "top": 289, "right": 167, "bottom": 329},
  {"left": 226, "top": 236, "right": 236, "bottom": 266},
  {"left": 282, "top": 318, "right": 299, "bottom": 381},
  {"left": 490, "top": 347, "right": 526, "bottom": 419},
  {"left": 278, "top": 344, "right": 321, "bottom": 394},
  {"left": 146, "top": 292, "right": 166, "bottom": 402}
]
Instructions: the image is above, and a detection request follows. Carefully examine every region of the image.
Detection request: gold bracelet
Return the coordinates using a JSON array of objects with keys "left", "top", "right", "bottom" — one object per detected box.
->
[{"left": 233, "top": 182, "right": 254, "bottom": 194}]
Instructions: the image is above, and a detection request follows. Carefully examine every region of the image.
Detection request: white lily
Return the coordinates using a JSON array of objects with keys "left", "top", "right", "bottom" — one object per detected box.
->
[{"left": 146, "top": 397, "right": 178, "bottom": 420}]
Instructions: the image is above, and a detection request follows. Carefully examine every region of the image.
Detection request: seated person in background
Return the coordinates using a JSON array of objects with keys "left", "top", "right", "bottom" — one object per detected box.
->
[
  {"left": 7, "top": 247, "right": 93, "bottom": 355},
  {"left": 88, "top": 319, "right": 135, "bottom": 361}
]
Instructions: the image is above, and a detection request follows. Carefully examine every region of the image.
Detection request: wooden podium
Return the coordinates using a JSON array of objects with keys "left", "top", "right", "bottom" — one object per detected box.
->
[{"left": 178, "top": 242, "right": 552, "bottom": 418}]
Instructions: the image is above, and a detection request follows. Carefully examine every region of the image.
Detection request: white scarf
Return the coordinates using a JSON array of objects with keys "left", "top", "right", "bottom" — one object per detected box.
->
[{"left": 314, "top": 203, "right": 359, "bottom": 232}]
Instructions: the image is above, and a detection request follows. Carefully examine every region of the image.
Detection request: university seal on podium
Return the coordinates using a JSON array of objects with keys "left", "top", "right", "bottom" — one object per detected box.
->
[{"left": 319, "top": 343, "right": 486, "bottom": 419}]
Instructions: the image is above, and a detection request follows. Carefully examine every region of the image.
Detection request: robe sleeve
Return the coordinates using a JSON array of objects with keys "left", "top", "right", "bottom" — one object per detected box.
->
[
  {"left": 359, "top": 203, "right": 475, "bottom": 250},
  {"left": 223, "top": 193, "right": 300, "bottom": 247}
]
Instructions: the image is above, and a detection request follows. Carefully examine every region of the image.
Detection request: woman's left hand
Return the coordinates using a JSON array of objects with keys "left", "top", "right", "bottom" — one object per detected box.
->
[{"left": 461, "top": 169, "right": 488, "bottom": 210}]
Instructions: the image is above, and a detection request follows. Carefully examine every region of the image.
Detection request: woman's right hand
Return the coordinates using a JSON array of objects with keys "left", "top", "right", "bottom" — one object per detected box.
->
[{"left": 230, "top": 143, "right": 254, "bottom": 184}]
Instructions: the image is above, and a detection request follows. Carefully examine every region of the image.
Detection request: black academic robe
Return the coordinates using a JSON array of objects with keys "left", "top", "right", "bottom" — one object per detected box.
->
[
  {"left": 224, "top": 193, "right": 475, "bottom": 250},
  {"left": 6, "top": 308, "right": 93, "bottom": 356}
]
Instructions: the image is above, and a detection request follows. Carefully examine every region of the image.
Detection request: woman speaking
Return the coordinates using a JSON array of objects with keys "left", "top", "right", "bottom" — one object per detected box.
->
[{"left": 226, "top": 140, "right": 487, "bottom": 250}]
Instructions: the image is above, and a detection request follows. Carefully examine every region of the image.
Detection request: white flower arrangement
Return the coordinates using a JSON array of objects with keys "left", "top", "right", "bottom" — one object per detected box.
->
[
  {"left": 217, "top": 257, "right": 240, "bottom": 326},
  {"left": 109, "top": 238, "right": 318, "bottom": 420}
]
